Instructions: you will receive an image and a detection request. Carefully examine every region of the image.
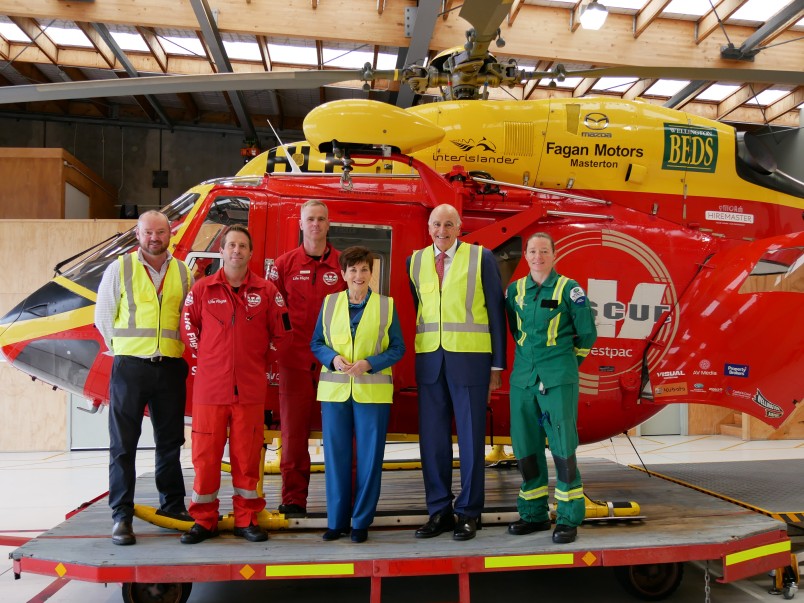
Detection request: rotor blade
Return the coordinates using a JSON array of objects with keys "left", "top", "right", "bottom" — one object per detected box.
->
[
  {"left": 562, "top": 66, "right": 804, "bottom": 86},
  {"left": 459, "top": 0, "right": 512, "bottom": 61},
  {"left": 0, "top": 69, "right": 401, "bottom": 105}
]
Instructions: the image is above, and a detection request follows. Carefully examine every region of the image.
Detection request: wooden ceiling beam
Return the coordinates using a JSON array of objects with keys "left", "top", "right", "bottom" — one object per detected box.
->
[
  {"left": 0, "top": 36, "right": 9, "bottom": 60},
  {"left": 176, "top": 92, "right": 200, "bottom": 121},
  {"left": 74, "top": 22, "right": 117, "bottom": 69},
  {"left": 573, "top": 77, "right": 597, "bottom": 98},
  {"left": 622, "top": 78, "right": 655, "bottom": 100},
  {"left": 696, "top": 0, "right": 747, "bottom": 44},
  {"left": 633, "top": 0, "right": 673, "bottom": 39},
  {"left": 508, "top": 0, "right": 524, "bottom": 27},
  {"left": 256, "top": 35, "right": 272, "bottom": 71},
  {"left": 136, "top": 27, "right": 168, "bottom": 73},
  {"left": 717, "top": 83, "right": 772, "bottom": 119},
  {"left": 763, "top": 86, "right": 804, "bottom": 124},
  {"left": 9, "top": 17, "right": 58, "bottom": 65}
]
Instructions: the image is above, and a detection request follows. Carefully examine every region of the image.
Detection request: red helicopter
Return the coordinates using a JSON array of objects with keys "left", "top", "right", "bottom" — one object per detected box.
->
[
  {"left": 0, "top": 0, "right": 802, "bottom": 448},
  {"left": 0, "top": 89, "right": 802, "bottom": 447}
]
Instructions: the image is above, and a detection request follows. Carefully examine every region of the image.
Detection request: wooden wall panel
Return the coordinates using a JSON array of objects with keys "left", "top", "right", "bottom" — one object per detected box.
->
[
  {"left": 688, "top": 403, "right": 733, "bottom": 435},
  {"left": 0, "top": 148, "right": 117, "bottom": 219},
  {"left": 0, "top": 219, "right": 135, "bottom": 451},
  {"left": 0, "top": 364, "right": 67, "bottom": 451}
]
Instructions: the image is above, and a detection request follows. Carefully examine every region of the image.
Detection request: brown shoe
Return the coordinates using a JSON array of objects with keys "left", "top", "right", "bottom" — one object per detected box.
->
[{"left": 112, "top": 520, "right": 136, "bottom": 546}]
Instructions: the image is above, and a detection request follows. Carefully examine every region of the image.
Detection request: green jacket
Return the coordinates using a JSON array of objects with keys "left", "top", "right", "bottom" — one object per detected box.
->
[{"left": 505, "top": 269, "right": 597, "bottom": 389}]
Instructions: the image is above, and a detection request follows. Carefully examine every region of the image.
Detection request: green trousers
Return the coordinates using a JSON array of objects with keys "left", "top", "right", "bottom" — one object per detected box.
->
[{"left": 509, "top": 382, "right": 584, "bottom": 527}]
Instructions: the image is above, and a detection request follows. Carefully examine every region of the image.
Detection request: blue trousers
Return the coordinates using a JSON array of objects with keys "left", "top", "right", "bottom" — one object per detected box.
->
[
  {"left": 321, "top": 399, "right": 390, "bottom": 530},
  {"left": 418, "top": 367, "right": 488, "bottom": 518}
]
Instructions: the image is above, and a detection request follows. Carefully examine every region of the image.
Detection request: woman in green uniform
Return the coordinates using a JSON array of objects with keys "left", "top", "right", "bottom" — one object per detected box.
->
[{"left": 505, "top": 232, "right": 597, "bottom": 544}]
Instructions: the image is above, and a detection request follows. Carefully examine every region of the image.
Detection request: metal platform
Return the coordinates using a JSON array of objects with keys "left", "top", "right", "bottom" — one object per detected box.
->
[
  {"left": 10, "top": 458, "right": 791, "bottom": 602},
  {"left": 634, "top": 460, "right": 804, "bottom": 527}
]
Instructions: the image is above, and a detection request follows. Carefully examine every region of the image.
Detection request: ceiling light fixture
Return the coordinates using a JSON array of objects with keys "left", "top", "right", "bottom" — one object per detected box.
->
[{"left": 580, "top": 0, "right": 608, "bottom": 31}]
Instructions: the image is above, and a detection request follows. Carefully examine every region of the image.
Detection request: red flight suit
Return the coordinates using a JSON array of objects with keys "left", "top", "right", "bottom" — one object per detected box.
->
[
  {"left": 269, "top": 243, "right": 345, "bottom": 508},
  {"left": 182, "top": 268, "right": 290, "bottom": 530}
]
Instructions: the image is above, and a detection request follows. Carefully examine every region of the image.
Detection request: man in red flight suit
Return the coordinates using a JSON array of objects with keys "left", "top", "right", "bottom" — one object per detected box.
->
[
  {"left": 180, "top": 224, "right": 291, "bottom": 544},
  {"left": 269, "top": 200, "right": 345, "bottom": 517}
]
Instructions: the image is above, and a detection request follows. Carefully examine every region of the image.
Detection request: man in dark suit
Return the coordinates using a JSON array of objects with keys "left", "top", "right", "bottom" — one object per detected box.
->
[{"left": 407, "top": 203, "right": 507, "bottom": 541}]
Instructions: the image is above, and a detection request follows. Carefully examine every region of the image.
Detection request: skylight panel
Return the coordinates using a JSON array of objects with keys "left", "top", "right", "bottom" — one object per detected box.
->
[
  {"left": 223, "top": 40, "right": 261, "bottom": 62},
  {"left": 161, "top": 36, "right": 205, "bottom": 57},
  {"left": 42, "top": 25, "right": 92, "bottom": 48},
  {"left": 268, "top": 43, "right": 317, "bottom": 66},
  {"left": 694, "top": 83, "right": 741, "bottom": 102},
  {"left": 745, "top": 89, "right": 789, "bottom": 106},
  {"left": 663, "top": 0, "right": 708, "bottom": 17},
  {"left": 730, "top": 0, "right": 788, "bottom": 23},
  {"left": 644, "top": 79, "right": 691, "bottom": 96},
  {"left": 592, "top": 77, "right": 639, "bottom": 92},
  {"left": 110, "top": 31, "right": 149, "bottom": 53},
  {"left": 0, "top": 20, "right": 30, "bottom": 43},
  {"left": 538, "top": 76, "right": 583, "bottom": 89},
  {"left": 322, "top": 47, "right": 374, "bottom": 69}
]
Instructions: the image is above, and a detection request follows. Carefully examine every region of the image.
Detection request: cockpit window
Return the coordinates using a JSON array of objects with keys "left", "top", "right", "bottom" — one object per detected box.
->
[
  {"left": 59, "top": 192, "right": 201, "bottom": 292},
  {"left": 739, "top": 247, "right": 804, "bottom": 294}
]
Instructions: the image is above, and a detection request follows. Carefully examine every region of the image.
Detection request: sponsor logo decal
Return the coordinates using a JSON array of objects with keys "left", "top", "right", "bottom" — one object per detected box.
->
[
  {"left": 274, "top": 292, "right": 285, "bottom": 307},
  {"left": 657, "top": 370, "right": 685, "bottom": 378},
  {"left": 726, "top": 387, "right": 752, "bottom": 399},
  {"left": 662, "top": 123, "right": 718, "bottom": 173},
  {"left": 709, "top": 387, "right": 723, "bottom": 393},
  {"left": 582, "top": 113, "right": 612, "bottom": 138},
  {"left": 753, "top": 389, "right": 783, "bottom": 419},
  {"left": 208, "top": 298, "right": 227, "bottom": 304},
  {"left": 246, "top": 293, "right": 261, "bottom": 308},
  {"left": 599, "top": 365, "right": 615, "bottom": 372},
  {"left": 588, "top": 279, "right": 671, "bottom": 340},
  {"left": 705, "top": 210, "right": 754, "bottom": 224},
  {"left": 654, "top": 382, "right": 688, "bottom": 397},
  {"left": 584, "top": 113, "right": 609, "bottom": 130},
  {"left": 292, "top": 275, "right": 310, "bottom": 281},
  {"left": 451, "top": 137, "right": 497, "bottom": 153},
  {"left": 725, "top": 363, "right": 749, "bottom": 378},
  {"left": 590, "top": 347, "right": 634, "bottom": 358},
  {"left": 693, "top": 383, "right": 705, "bottom": 390},
  {"left": 699, "top": 359, "right": 711, "bottom": 370},
  {"left": 322, "top": 271, "right": 340, "bottom": 286},
  {"left": 569, "top": 286, "right": 587, "bottom": 305},
  {"left": 694, "top": 370, "right": 717, "bottom": 376}
]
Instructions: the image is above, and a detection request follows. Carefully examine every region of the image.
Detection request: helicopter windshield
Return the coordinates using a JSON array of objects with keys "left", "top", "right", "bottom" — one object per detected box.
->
[{"left": 58, "top": 192, "right": 201, "bottom": 293}]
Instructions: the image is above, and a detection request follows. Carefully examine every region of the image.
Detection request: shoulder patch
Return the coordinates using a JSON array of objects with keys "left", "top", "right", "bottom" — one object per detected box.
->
[
  {"left": 274, "top": 292, "right": 285, "bottom": 307},
  {"left": 569, "top": 286, "right": 587, "bottom": 305},
  {"left": 184, "top": 291, "right": 194, "bottom": 306}
]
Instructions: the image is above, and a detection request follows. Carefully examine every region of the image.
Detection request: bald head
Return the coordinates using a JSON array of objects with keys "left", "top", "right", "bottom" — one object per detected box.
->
[{"left": 428, "top": 204, "right": 461, "bottom": 253}]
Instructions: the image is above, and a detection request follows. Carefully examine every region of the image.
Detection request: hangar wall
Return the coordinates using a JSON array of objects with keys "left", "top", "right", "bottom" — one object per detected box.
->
[
  {"left": 0, "top": 117, "right": 256, "bottom": 215},
  {"left": 0, "top": 220, "right": 136, "bottom": 451}
]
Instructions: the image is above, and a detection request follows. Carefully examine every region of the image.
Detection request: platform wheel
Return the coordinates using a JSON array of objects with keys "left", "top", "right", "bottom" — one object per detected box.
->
[
  {"left": 782, "top": 583, "right": 798, "bottom": 600},
  {"left": 613, "top": 562, "right": 684, "bottom": 601},
  {"left": 121, "top": 582, "right": 193, "bottom": 603}
]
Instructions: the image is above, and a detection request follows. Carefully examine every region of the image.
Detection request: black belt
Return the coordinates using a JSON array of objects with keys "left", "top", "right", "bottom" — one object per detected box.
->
[{"left": 131, "top": 355, "right": 178, "bottom": 363}]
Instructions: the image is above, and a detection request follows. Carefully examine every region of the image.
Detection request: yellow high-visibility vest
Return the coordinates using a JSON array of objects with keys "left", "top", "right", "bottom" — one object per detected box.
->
[
  {"left": 409, "top": 244, "right": 491, "bottom": 354},
  {"left": 112, "top": 253, "right": 191, "bottom": 357},
  {"left": 317, "top": 291, "right": 394, "bottom": 403}
]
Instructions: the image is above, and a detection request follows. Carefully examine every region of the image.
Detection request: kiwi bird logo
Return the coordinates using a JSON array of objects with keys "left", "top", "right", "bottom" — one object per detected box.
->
[{"left": 451, "top": 137, "right": 497, "bottom": 152}]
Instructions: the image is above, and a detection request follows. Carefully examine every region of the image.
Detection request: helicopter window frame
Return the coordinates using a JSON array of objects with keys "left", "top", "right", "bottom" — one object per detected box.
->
[
  {"left": 738, "top": 247, "right": 804, "bottom": 294},
  {"left": 320, "top": 223, "right": 393, "bottom": 296}
]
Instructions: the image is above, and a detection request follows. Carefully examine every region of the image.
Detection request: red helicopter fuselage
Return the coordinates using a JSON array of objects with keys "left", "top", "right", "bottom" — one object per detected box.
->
[{"left": 2, "top": 149, "right": 801, "bottom": 445}]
